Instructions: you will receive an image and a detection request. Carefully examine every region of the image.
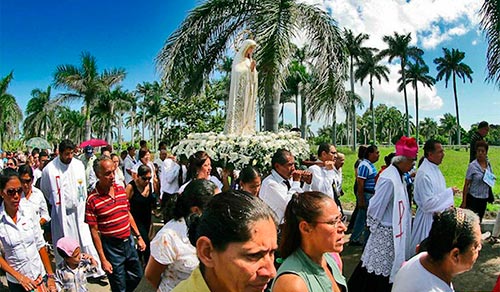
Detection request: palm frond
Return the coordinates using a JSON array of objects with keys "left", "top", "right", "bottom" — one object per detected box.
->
[{"left": 480, "top": 0, "right": 500, "bottom": 86}]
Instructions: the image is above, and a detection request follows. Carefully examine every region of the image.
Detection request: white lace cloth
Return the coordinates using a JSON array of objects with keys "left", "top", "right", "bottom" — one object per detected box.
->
[{"left": 361, "top": 215, "right": 394, "bottom": 277}]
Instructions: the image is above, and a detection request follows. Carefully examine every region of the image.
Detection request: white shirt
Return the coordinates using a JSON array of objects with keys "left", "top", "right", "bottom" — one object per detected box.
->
[
  {"left": 411, "top": 158, "right": 454, "bottom": 255},
  {"left": 178, "top": 176, "right": 221, "bottom": 194},
  {"left": 259, "top": 170, "right": 305, "bottom": 223},
  {"left": 150, "top": 218, "right": 198, "bottom": 292},
  {"left": 123, "top": 154, "right": 136, "bottom": 184},
  {"left": 392, "top": 252, "right": 454, "bottom": 292},
  {"left": 0, "top": 203, "right": 46, "bottom": 284},
  {"left": 305, "top": 162, "right": 336, "bottom": 199},
  {"left": 33, "top": 168, "right": 43, "bottom": 185},
  {"left": 160, "top": 159, "right": 186, "bottom": 195},
  {"left": 21, "top": 186, "right": 51, "bottom": 223}
]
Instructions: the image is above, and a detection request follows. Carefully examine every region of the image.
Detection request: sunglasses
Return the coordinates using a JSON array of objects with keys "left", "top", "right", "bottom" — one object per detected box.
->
[
  {"left": 21, "top": 178, "right": 33, "bottom": 184},
  {"left": 4, "top": 188, "right": 23, "bottom": 197},
  {"left": 141, "top": 176, "right": 152, "bottom": 181}
]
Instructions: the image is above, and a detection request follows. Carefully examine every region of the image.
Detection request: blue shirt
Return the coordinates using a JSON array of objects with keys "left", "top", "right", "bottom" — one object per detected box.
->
[{"left": 357, "top": 159, "right": 377, "bottom": 193}]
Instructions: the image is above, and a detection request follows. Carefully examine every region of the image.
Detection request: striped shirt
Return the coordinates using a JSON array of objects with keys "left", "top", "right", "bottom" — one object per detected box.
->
[
  {"left": 85, "top": 184, "right": 131, "bottom": 239},
  {"left": 357, "top": 159, "right": 378, "bottom": 193}
]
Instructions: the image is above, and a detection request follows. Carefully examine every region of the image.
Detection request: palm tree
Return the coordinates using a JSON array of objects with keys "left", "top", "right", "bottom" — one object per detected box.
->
[
  {"left": 23, "top": 86, "right": 62, "bottom": 138},
  {"left": 156, "top": 0, "right": 346, "bottom": 132},
  {"left": 282, "top": 45, "right": 309, "bottom": 129},
  {"left": 0, "top": 72, "right": 22, "bottom": 148},
  {"left": 434, "top": 48, "right": 473, "bottom": 146},
  {"left": 344, "top": 29, "right": 371, "bottom": 149},
  {"left": 136, "top": 81, "right": 164, "bottom": 150},
  {"left": 439, "top": 113, "right": 459, "bottom": 145},
  {"left": 380, "top": 32, "right": 423, "bottom": 136},
  {"left": 53, "top": 51, "right": 126, "bottom": 141},
  {"left": 480, "top": 0, "right": 500, "bottom": 86},
  {"left": 355, "top": 50, "right": 390, "bottom": 143},
  {"left": 419, "top": 117, "right": 438, "bottom": 141},
  {"left": 399, "top": 61, "right": 436, "bottom": 144},
  {"left": 58, "top": 107, "right": 86, "bottom": 142}
]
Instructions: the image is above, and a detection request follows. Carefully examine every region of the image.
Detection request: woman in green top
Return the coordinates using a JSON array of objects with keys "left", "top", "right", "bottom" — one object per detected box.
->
[{"left": 272, "top": 192, "right": 348, "bottom": 292}]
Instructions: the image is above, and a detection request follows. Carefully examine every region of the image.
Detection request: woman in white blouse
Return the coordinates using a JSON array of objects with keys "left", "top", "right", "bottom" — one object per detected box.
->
[
  {"left": 18, "top": 164, "right": 50, "bottom": 226},
  {"left": 144, "top": 179, "right": 217, "bottom": 291},
  {"left": 0, "top": 168, "right": 57, "bottom": 292}
]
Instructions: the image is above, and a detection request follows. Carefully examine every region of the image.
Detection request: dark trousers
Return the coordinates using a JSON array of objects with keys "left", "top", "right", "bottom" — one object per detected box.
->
[
  {"left": 101, "top": 235, "right": 143, "bottom": 292},
  {"left": 466, "top": 193, "right": 488, "bottom": 222},
  {"left": 8, "top": 282, "right": 27, "bottom": 292}
]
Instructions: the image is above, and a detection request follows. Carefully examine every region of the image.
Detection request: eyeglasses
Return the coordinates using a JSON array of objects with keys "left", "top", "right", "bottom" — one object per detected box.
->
[
  {"left": 6, "top": 163, "right": 15, "bottom": 167},
  {"left": 21, "top": 178, "right": 32, "bottom": 184},
  {"left": 141, "top": 176, "right": 152, "bottom": 181},
  {"left": 312, "top": 215, "right": 347, "bottom": 228},
  {"left": 4, "top": 188, "right": 23, "bottom": 197}
]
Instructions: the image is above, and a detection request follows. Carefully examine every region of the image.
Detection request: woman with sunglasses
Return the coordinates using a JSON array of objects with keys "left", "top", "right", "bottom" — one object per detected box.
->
[
  {"left": 0, "top": 168, "right": 57, "bottom": 292},
  {"left": 126, "top": 164, "right": 157, "bottom": 267},
  {"left": 18, "top": 164, "right": 50, "bottom": 226},
  {"left": 272, "top": 191, "right": 347, "bottom": 292}
]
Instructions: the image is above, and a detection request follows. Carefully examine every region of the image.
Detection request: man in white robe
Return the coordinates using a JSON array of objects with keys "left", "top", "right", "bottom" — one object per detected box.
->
[
  {"left": 347, "top": 136, "right": 418, "bottom": 290},
  {"left": 410, "top": 139, "right": 458, "bottom": 254},
  {"left": 41, "top": 139, "right": 105, "bottom": 279}
]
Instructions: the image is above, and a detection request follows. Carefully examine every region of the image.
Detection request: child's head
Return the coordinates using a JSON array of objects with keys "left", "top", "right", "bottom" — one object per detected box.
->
[{"left": 57, "top": 237, "right": 81, "bottom": 268}]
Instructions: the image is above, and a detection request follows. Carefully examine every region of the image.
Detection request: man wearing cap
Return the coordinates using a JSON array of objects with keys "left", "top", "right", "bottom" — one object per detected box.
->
[
  {"left": 40, "top": 139, "right": 105, "bottom": 280},
  {"left": 348, "top": 136, "right": 418, "bottom": 291},
  {"left": 78, "top": 146, "right": 96, "bottom": 188},
  {"left": 410, "top": 139, "right": 458, "bottom": 255},
  {"left": 86, "top": 156, "right": 145, "bottom": 292}
]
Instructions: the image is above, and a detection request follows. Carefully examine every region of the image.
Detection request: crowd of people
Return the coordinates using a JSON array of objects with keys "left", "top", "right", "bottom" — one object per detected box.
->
[{"left": 0, "top": 120, "right": 498, "bottom": 291}]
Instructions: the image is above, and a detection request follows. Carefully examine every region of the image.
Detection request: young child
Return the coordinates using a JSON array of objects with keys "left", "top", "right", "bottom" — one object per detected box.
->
[{"left": 55, "top": 237, "right": 98, "bottom": 292}]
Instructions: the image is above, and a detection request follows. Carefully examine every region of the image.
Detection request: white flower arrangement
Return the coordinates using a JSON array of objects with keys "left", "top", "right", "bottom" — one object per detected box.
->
[{"left": 172, "top": 131, "right": 310, "bottom": 172}]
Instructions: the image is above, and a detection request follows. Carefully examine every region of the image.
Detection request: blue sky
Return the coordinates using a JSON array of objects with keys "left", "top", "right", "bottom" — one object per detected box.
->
[{"left": 1, "top": 0, "right": 499, "bottom": 138}]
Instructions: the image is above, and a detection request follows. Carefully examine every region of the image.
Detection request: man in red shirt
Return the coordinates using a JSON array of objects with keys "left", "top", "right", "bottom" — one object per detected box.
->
[{"left": 85, "top": 156, "right": 146, "bottom": 292}]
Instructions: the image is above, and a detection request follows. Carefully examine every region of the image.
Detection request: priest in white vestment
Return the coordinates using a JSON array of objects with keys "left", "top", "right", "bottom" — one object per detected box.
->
[
  {"left": 347, "top": 136, "right": 418, "bottom": 291},
  {"left": 40, "top": 140, "right": 105, "bottom": 278},
  {"left": 224, "top": 39, "right": 258, "bottom": 135},
  {"left": 410, "top": 140, "right": 458, "bottom": 255}
]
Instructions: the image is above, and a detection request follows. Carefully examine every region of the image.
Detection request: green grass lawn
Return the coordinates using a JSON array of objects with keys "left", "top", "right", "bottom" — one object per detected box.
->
[{"left": 335, "top": 145, "right": 500, "bottom": 214}]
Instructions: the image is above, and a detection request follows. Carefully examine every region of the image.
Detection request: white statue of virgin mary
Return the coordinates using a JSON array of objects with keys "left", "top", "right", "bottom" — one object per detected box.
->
[{"left": 224, "top": 39, "right": 258, "bottom": 135}]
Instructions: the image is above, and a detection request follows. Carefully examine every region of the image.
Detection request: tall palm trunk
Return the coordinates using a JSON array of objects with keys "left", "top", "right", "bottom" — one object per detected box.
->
[
  {"left": 300, "top": 97, "right": 306, "bottom": 139},
  {"left": 130, "top": 111, "right": 136, "bottom": 145},
  {"left": 331, "top": 100, "right": 337, "bottom": 144},
  {"left": 369, "top": 78, "right": 376, "bottom": 143},
  {"left": 264, "top": 90, "right": 280, "bottom": 132},
  {"left": 452, "top": 73, "right": 461, "bottom": 145},
  {"left": 84, "top": 102, "right": 92, "bottom": 141},
  {"left": 415, "top": 84, "right": 420, "bottom": 145},
  {"left": 400, "top": 59, "right": 410, "bottom": 136},
  {"left": 350, "top": 56, "right": 356, "bottom": 150},
  {"left": 106, "top": 103, "right": 114, "bottom": 145},
  {"left": 118, "top": 117, "right": 123, "bottom": 151},
  {"left": 295, "top": 92, "right": 299, "bottom": 128}
]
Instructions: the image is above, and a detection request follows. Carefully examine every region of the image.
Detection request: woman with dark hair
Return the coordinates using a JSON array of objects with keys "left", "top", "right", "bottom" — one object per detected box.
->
[
  {"left": 172, "top": 190, "right": 278, "bottom": 292},
  {"left": 461, "top": 140, "right": 494, "bottom": 221},
  {"left": 393, "top": 208, "right": 481, "bottom": 291},
  {"left": 145, "top": 179, "right": 217, "bottom": 291},
  {"left": 179, "top": 151, "right": 222, "bottom": 193},
  {"left": 131, "top": 148, "right": 158, "bottom": 190},
  {"left": 0, "top": 169, "right": 57, "bottom": 292},
  {"left": 238, "top": 166, "right": 261, "bottom": 197},
  {"left": 5, "top": 157, "right": 18, "bottom": 171},
  {"left": 126, "top": 164, "right": 156, "bottom": 266},
  {"left": 272, "top": 192, "right": 347, "bottom": 292},
  {"left": 351, "top": 144, "right": 379, "bottom": 245},
  {"left": 18, "top": 164, "right": 50, "bottom": 226}
]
